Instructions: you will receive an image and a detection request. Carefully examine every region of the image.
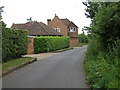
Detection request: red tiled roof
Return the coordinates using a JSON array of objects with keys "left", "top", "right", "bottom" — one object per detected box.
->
[
  {"left": 60, "top": 19, "right": 71, "bottom": 26},
  {"left": 11, "top": 22, "right": 63, "bottom": 36},
  {"left": 60, "top": 18, "right": 78, "bottom": 28}
]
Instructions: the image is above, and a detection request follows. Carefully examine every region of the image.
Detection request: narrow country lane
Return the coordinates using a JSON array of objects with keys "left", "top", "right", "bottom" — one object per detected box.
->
[{"left": 3, "top": 46, "right": 89, "bottom": 88}]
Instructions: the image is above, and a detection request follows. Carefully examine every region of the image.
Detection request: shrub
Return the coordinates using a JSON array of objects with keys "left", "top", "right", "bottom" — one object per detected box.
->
[
  {"left": 78, "top": 33, "right": 88, "bottom": 43},
  {"left": 84, "top": 38, "right": 120, "bottom": 88},
  {"left": 34, "top": 36, "right": 70, "bottom": 53},
  {"left": 2, "top": 28, "right": 28, "bottom": 62}
]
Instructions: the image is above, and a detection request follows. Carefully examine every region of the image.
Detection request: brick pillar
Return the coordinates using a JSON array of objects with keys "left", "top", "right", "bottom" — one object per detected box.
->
[
  {"left": 70, "top": 37, "right": 79, "bottom": 47},
  {"left": 28, "top": 37, "right": 34, "bottom": 54}
]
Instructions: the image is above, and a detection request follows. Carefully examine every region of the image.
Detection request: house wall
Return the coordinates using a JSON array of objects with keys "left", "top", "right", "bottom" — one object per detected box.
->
[
  {"left": 68, "top": 22, "right": 79, "bottom": 47},
  {"left": 28, "top": 37, "right": 34, "bottom": 54},
  {"left": 48, "top": 16, "right": 79, "bottom": 47},
  {"left": 70, "top": 37, "right": 79, "bottom": 47},
  {"left": 48, "top": 16, "right": 68, "bottom": 36},
  {"left": 68, "top": 22, "right": 78, "bottom": 37}
]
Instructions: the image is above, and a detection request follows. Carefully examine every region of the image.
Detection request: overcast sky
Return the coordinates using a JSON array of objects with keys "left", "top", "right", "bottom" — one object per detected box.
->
[{"left": 1, "top": 0, "right": 91, "bottom": 34}]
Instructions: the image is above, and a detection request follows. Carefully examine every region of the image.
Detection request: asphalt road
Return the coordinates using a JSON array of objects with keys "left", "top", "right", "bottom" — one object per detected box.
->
[{"left": 3, "top": 46, "right": 89, "bottom": 88}]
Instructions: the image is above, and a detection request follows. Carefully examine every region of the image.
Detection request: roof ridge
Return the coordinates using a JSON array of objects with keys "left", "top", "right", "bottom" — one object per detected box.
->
[{"left": 60, "top": 18, "right": 71, "bottom": 26}]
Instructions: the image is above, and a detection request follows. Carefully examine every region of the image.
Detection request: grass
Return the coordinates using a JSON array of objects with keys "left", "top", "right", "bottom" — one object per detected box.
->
[
  {"left": 79, "top": 43, "right": 88, "bottom": 47},
  {"left": 2, "top": 57, "right": 33, "bottom": 72}
]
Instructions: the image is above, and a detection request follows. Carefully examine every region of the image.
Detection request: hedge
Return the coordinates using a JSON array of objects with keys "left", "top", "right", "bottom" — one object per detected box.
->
[
  {"left": 2, "top": 28, "right": 28, "bottom": 62},
  {"left": 34, "top": 36, "right": 70, "bottom": 53}
]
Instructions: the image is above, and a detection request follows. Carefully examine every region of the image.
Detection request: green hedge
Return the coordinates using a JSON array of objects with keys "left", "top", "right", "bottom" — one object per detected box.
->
[
  {"left": 2, "top": 28, "right": 28, "bottom": 62},
  {"left": 34, "top": 36, "right": 70, "bottom": 53}
]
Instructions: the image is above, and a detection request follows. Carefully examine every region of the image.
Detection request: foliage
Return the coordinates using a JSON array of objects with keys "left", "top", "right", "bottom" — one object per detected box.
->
[
  {"left": 2, "top": 28, "right": 28, "bottom": 62},
  {"left": 1, "top": 21, "right": 6, "bottom": 27},
  {"left": 79, "top": 43, "right": 88, "bottom": 47},
  {"left": 78, "top": 33, "right": 88, "bottom": 43},
  {"left": 84, "top": 38, "right": 120, "bottom": 88},
  {"left": 92, "top": 2, "right": 120, "bottom": 48},
  {"left": 83, "top": 2, "right": 120, "bottom": 89},
  {"left": 82, "top": 1, "right": 100, "bottom": 19},
  {"left": 34, "top": 36, "right": 70, "bottom": 53}
]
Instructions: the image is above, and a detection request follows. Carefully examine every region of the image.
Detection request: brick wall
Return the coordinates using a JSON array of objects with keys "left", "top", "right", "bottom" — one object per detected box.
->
[
  {"left": 28, "top": 37, "right": 34, "bottom": 54},
  {"left": 70, "top": 37, "right": 79, "bottom": 47},
  {"left": 69, "top": 22, "right": 79, "bottom": 47},
  {"left": 48, "top": 15, "right": 79, "bottom": 47},
  {"left": 48, "top": 16, "right": 68, "bottom": 36},
  {"left": 68, "top": 23, "right": 78, "bottom": 37}
]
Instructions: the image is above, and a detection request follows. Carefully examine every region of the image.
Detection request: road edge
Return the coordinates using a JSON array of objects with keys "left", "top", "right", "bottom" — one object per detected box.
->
[{"left": 2, "top": 58, "right": 37, "bottom": 77}]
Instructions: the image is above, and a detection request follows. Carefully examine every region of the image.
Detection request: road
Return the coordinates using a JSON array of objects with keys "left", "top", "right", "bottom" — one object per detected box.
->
[{"left": 3, "top": 46, "right": 89, "bottom": 88}]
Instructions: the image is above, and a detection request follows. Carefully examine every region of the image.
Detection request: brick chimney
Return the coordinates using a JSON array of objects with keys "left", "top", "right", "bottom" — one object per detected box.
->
[{"left": 47, "top": 19, "right": 51, "bottom": 25}]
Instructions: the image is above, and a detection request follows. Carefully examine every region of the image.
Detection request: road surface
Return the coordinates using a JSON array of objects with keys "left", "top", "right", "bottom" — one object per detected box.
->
[{"left": 3, "top": 46, "right": 89, "bottom": 88}]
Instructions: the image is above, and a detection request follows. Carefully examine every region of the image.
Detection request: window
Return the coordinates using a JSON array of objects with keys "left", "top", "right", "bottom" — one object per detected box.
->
[
  {"left": 54, "top": 28, "right": 60, "bottom": 32},
  {"left": 69, "top": 27, "right": 76, "bottom": 32}
]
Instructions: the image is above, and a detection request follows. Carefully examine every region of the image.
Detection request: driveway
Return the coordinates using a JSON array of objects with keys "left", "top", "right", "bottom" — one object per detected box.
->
[
  {"left": 23, "top": 52, "right": 58, "bottom": 61},
  {"left": 3, "top": 46, "right": 89, "bottom": 88}
]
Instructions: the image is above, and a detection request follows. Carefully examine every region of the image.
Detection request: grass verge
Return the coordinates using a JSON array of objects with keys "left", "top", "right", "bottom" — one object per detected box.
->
[
  {"left": 2, "top": 57, "right": 33, "bottom": 72},
  {"left": 79, "top": 43, "right": 88, "bottom": 47}
]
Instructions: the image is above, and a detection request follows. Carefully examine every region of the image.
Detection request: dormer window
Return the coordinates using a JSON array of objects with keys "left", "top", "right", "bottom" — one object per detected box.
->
[
  {"left": 69, "top": 27, "right": 76, "bottom": 32},
  {"left": 54, "top": 28, "right": 60, "bottom": 32}
]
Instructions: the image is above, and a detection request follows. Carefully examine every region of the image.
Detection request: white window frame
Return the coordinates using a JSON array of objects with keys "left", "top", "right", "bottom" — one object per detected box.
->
[
  {"left": 69, "top": 27, "right": 76, "bottom": 32},
  {"left": 54, "top": 28, "right": 60, "bottom": 32}
]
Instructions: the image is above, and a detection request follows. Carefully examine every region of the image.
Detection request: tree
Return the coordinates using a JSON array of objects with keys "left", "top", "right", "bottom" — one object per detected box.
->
[
  {"left": 82, "top": 1, "right": 100, "bottom": 19},
  {"left": 78, "top": 33, "right": 88, "bottom": 43},
  {"left": 92, "top": 2, "right": 120, "bottom": 46}
]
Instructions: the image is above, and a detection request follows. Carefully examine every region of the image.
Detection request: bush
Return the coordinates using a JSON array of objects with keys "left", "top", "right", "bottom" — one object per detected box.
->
[
  {"left": 34, "top": 36, "right": 70, "bottom": 53},
  {"left": 78, "top": 33, "right": 88, "bottom": 43},
  {"left": 2, "top": 28, "right": 28, "bottom": 62},
  {"left": 84, "top": 38, "right": 120, "bottom": 88}
]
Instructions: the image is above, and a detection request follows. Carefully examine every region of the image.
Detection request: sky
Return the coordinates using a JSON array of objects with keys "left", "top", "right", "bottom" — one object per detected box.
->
[{"left": 1, "top": 0, "right": 91, "bottom": 34}]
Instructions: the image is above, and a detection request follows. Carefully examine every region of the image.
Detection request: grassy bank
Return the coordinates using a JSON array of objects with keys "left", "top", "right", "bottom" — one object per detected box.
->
[
  {"left": 79, "top": 43, "right": 88, "bottom": 47},
  {"left": 2, "top": 57, "right": 33, "bottom": 72},
  {"left": 84, "top": 39, "right": 120, "bottom": 88}
]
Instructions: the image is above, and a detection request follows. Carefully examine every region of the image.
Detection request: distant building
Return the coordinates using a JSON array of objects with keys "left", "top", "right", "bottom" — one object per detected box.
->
[
  {"left": 47, "top": 15, "right": 79, "bottom": 46},
  {"left": 11, "top": 21, "right": 62, "bottom": 36}
]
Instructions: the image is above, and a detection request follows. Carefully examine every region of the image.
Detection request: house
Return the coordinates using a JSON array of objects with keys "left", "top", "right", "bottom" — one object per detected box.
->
[
  {"left": 11, "top": 21, "right": 63, "bottom": 36},
  {"left": 47, "top": 14, "right": 79, "bottom": 46},
  {"left": 11, "top": 21, "right": 63, "bottom": 54}
]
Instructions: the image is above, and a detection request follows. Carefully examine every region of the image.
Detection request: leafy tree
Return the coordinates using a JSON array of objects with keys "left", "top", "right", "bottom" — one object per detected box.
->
[
  {"left": 83, "top": 2, "right": 120, "bottom": 88},
  {"left": 0, "top": 6, "right": 6, "bottom": 28},
  {"left": 92, "top": 2, "right": 120, "bottom": 47},
  {"left": 83, "top": 1, "right": 120, "bottom": 47},
  {"left": 82, "top": 1, "right": 100, "bottom": 19},
  {"left": 78, "top": 33, "right": 88, "bottom": 43}
]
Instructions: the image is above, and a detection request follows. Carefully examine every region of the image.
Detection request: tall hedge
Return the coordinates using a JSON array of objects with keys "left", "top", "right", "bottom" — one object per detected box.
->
[
  {"left": 2, "top": 28, "right": 28, "bottom": 62},
  {"left": 34, "top": 36, "right": 70, "bottom": 53}
]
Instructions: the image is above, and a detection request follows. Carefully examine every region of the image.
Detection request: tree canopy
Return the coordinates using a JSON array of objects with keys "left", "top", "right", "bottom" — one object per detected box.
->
[{"left": 83, "top": 2, "right": 120, "bottom": 48}]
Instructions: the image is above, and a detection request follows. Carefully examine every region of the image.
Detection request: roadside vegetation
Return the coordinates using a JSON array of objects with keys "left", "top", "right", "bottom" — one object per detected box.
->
[
  {"left": 2, "top": 57, "right": 33, "bottom": 72},
  {"left": 2, "top": 24, "right": 28, "bottom": 62},
  {"left": 83, "top": 1, "right": 120, "bottom": 88},
  {"left": 34, "top": 36, "right": 70, "bottom": 53},
  {"left": 78, "top": 33, "right": 89, "bottom": 47}
]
